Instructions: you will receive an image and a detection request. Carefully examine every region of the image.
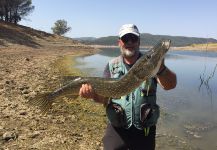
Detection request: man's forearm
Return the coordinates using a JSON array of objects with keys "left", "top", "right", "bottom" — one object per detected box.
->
[
  {"left": 156, "top": 66, "right": 177, "bottom": 90},
  {"left": 93, "top": 94, "right": 109, "bottom": 105}
]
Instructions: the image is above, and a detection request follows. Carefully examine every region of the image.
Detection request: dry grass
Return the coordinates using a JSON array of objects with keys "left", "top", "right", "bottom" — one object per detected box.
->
[{"left": 172, "top": 42, "right": 217, "bottom": 51}]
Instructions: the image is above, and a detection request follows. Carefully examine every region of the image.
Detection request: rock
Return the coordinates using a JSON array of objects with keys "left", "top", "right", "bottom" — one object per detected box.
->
[
  {"left": 5, "top": 81, "right": 10, "bottom": 84},
  {"left": 5, "top": 69, "right": 11, "bottom": 73},
  {"left": 25, "top": 58, "right": 30, "bottom": 61},
  {"left": 10, "top": 103, "right": 18, "bottom": 109},
  {"left": 19, "top": 87, "right": 25, "bottom": 91},
  {"left": 193, "top": 134, "right": 202, "bottom": 139},
  {"left": 53, "top": 115, "right": 66, "bottom": 124},
  {"left": 0, "top": 84, "right": 4, "bottom": 89},
  {"left": 0, "top": 126, "right": 3, "bottom": 130},
  {"left": 2, "top": 131, "right": 18, "bottom": 141},
  {"left": 19, "top": 135, "right": 27, "bottom": 140},
  {"left": 21, "top": 89, "right": 29, "bottom": 95},
  {"left": 23, "top": 95, "right": 29, "bottom": 99},
  {"left": 19, "top": 85, "right": 29, "bottom": 91},
  {"left": 19, "top": 111, "right": 27, "bottom": 115},
  {"left": 66, "top": 115, "right": 76, "bottom": 121},
  {"left": 0, "top": 89, "right": 3, "bottom": 95},
  {"left": 29, "top": 131, "right": 40, "bottom": 138}
]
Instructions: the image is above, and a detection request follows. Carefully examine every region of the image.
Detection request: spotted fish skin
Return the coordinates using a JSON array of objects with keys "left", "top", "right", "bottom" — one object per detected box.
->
[{"left": 29, "top": 39, "right": 171, "bottom": 112}]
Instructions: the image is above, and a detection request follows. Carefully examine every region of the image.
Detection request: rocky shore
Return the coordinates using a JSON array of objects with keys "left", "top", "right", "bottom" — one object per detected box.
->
[{"left": 0, "top": 44, "right": 109, "bottom": 150}]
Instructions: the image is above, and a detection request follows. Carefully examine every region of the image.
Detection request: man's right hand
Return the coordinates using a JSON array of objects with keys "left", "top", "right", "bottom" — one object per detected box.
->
[
  {"left": 79, "top": 84, "right": 96, "bottom": 99},
  {"left": 79, "top": 84, "right": 108, "bottom": 104}
]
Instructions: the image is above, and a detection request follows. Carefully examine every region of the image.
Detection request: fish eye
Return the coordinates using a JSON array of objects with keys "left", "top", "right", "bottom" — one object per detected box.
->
[{"left": 146, "top": 54, "right": 151, "bottom": 59}]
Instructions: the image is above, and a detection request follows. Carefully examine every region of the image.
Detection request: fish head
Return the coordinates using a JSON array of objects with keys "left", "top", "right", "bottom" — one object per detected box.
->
[
  {"left": 143, "top": 39, "right": 171, "bottom": 77},
  {"left": 149, "top": 39, "right": 170, "bottom": 60}
]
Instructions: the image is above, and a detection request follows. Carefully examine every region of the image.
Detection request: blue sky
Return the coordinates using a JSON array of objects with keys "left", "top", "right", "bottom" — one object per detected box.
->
[{"left": 20, "top": 0, "right": 217, "bottom": 39}]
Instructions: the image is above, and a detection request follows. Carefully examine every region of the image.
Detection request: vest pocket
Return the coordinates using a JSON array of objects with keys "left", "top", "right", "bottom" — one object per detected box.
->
[
  {"left": 106, "top": 102, "right": 126, "bottom": 127},
  {"left": 140, "top": 103, "right": 160, "bottom": 127}
]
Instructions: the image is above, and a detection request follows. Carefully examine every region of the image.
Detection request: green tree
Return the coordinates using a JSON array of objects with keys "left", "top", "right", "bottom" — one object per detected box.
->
[
  {"left": 0, "top": 0, "right": 34, "bottom": 24},
  {"left": 51, "top": 19, "right": 71, "bottom": 36}
]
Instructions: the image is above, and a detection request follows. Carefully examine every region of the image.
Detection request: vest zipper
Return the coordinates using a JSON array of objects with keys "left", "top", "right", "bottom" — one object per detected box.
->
[{"left": 132, "top": 93, "right": 135, "bottom": 124}]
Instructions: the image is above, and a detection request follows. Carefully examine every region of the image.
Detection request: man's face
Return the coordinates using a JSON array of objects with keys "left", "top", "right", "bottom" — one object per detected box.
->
[{"left": 119, "top": 33, "right": 140, "bottom": 58}]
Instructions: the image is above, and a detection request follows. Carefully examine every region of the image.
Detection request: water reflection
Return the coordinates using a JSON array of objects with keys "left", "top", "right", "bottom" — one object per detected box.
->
[
  {"left": 75, "top": 48, "right": 217, "bottom": 149},
  {"left": 198, "top": 63, "right": 217, "bottom": 112}
]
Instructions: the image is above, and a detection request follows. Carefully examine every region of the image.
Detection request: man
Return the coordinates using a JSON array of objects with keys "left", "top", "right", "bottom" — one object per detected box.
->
[{"left": 79, "top": 24, "right": 177, "bottom": 150}]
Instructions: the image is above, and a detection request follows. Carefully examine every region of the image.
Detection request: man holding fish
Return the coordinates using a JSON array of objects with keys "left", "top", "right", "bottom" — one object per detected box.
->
[{"left": 79, "top": 24, "right": 177, "bottom": 150}]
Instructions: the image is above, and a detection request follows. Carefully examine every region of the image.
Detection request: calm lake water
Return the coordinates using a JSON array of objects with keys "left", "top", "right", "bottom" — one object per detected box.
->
[{"left": 75, "top": 48, "right": 217, "bottom": 149}]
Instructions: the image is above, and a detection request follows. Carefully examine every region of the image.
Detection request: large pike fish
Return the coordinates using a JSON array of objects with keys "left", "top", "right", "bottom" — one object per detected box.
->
[{"left": 29, "top": 39, "right": 171, "bottom": 113}]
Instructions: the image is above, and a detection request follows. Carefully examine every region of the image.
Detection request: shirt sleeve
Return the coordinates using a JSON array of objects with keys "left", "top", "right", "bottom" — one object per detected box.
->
[{"left": 103, "top": 63, "right": 111, "bottom": 78}]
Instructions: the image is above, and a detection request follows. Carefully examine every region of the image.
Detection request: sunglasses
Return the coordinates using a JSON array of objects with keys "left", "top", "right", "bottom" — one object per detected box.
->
[{"left": 120, "top": 34, "right": 139, "bottom": 43}]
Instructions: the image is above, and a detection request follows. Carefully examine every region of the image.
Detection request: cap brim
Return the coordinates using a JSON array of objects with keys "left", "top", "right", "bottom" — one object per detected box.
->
[{"left": 119, "top": 32, "right": 140, "bottom": 38}]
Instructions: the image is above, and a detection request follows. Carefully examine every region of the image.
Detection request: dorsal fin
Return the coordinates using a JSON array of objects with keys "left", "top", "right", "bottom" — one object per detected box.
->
[{"left": 61, "top": 75, "right": 81, "bottom": 85}]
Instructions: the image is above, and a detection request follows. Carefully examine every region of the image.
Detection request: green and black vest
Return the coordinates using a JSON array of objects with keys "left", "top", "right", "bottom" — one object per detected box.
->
[{"left": 106, "top": 55, "right": 160, "bottom": 130}]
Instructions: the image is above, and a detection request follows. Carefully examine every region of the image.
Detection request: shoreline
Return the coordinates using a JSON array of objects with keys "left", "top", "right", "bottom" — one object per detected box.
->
[{"left": 90, "top": 44, "right": 217, "bottom": 51}]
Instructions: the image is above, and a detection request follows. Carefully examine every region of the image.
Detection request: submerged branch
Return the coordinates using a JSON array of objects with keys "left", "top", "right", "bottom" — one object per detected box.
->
[{"left": 204, "top": 64, "right": 217, "bottom": 85}]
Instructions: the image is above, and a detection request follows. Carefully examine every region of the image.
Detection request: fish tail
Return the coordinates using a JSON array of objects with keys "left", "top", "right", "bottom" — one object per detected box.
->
[{"left": 28, "top": 92, "right": 54, "bottom": 113}]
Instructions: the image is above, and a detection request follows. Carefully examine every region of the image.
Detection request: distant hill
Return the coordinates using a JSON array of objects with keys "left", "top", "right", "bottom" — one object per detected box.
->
[
  {"left": 76, "top": 33, "right": 217, "bottom": 47},
  {"left": 1, "top": 21, "right": 216, "bottom": 48},
  {"left": 74, "top": 37, "right": 97, "bottom": 41}
]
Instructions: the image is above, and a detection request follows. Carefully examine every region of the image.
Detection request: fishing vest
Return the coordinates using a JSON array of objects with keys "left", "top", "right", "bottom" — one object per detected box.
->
[{"left": 106, "top": 55, "right": 160, "bottom": 130}]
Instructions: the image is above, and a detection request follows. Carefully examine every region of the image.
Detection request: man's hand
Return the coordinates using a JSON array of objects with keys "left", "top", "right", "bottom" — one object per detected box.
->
[
  {"left": 156, "top": 58, "right": 177, "bottom": 90},
  {"left": 79, "top": 84, "right": 109, "bottom": 104},
  {"left": 79, "top": 84, "right": 96, "bottom": 99}
]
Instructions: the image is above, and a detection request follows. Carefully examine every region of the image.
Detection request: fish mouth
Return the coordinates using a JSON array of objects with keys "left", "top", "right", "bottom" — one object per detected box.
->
[
  {"left": 152, "top": 39, "right": 171, "bottom": 54},
  {"left": 163, "top": 40, "right": 171, "bottom": 49},
  {"left": 145, "top": 39, "right": 171, "bottom": 61}
]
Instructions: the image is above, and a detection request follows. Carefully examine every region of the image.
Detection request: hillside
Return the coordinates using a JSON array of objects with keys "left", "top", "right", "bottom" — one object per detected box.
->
[
  {"left": 0, "top": 21, "right": 91, "bottom": 49},
  {"left": 76, "top": 33, "right": 217, "bottom": 47}
]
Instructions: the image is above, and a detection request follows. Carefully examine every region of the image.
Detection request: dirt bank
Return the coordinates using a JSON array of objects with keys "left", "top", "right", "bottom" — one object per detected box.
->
[{"left": 0, "top": 45, "right": 109, "bottom": 150}]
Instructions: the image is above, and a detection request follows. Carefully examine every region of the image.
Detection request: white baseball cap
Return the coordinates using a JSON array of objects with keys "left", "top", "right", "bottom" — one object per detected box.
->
[{"left": 119, "top": 24, "right": 140, "bottom": 38}]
